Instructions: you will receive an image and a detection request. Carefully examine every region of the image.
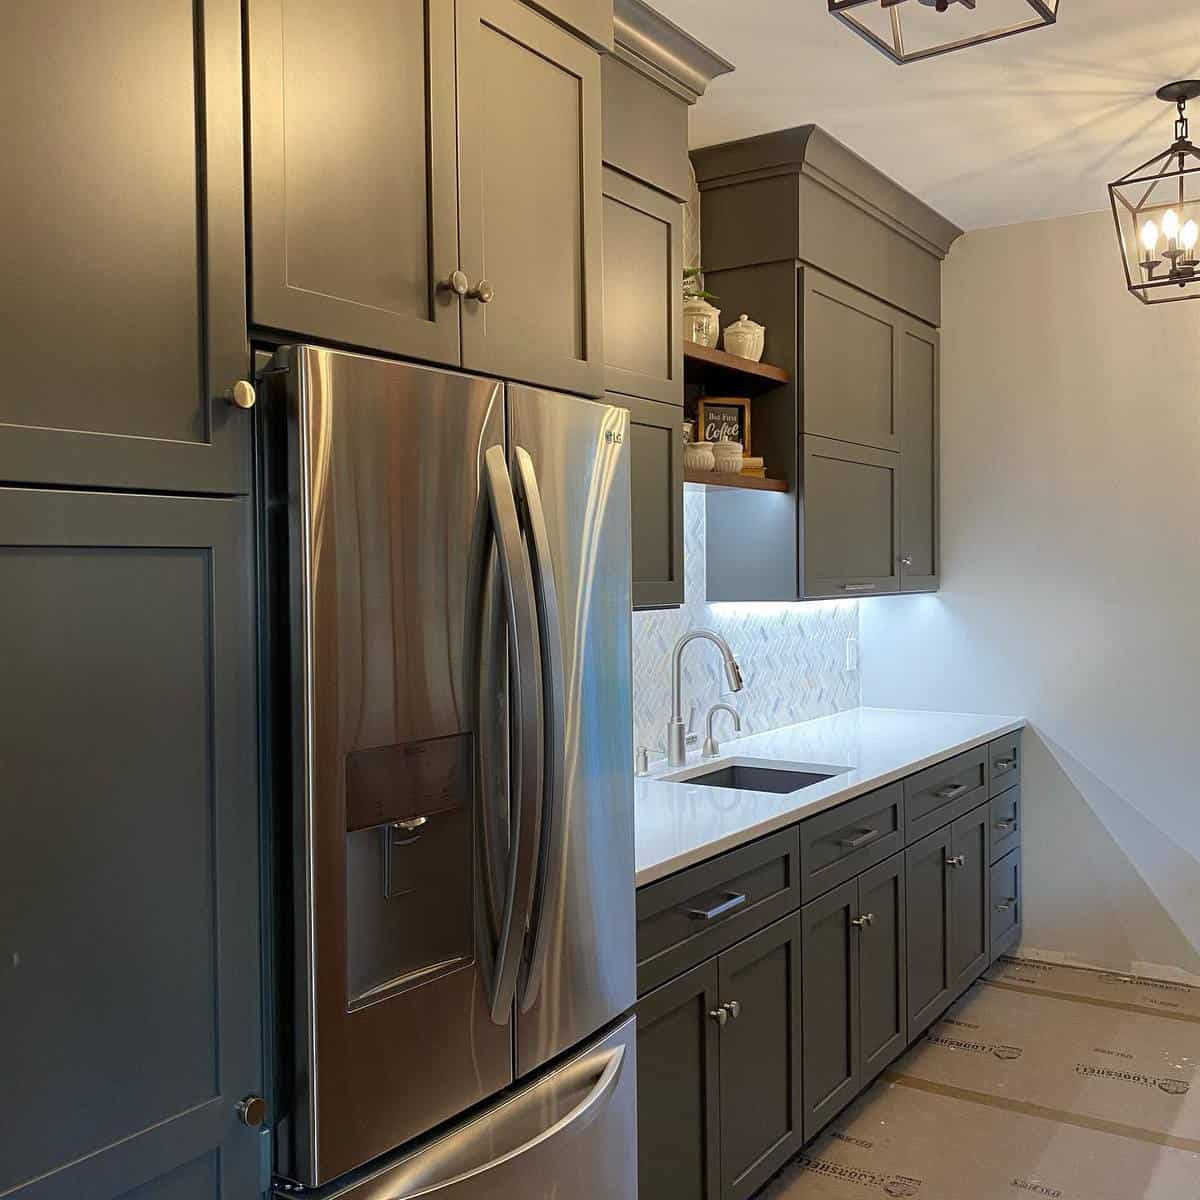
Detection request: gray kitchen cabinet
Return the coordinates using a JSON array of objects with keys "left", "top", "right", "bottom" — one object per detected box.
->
[
  {"left": 949, "top": 805, "right": 991, "bottom": 993},
  {"left": 800, "top": 854, "right": 906, "bottom": 1141},
  {"left": 636, "top": 960, "right": 722, "bottom": 1200},
  {"left": 603, "top": 168, "right": 684, "bottom": 406},
  {"left": 898, "top": 317, "right": 940, "bottom": 591},
  {"left": 905, "top": 824, "right": 954, "bottom": 1041},
  {"left": 800, "top": 881, "right": 859, "bottom": 1140},
  {"left": 246, "top": 0, "right": 461, "bottom": 367},
  {"left": 458, "top": 0, "right": 604, "bottom": 396},
  {"left": 0, "top": 0, "right": 251, "bottom": 495},
  {"left": 622, "top": 393, "right": 686, "bottom": 609},
  {"left": 718, "top": 916, "right": 804, "bottom": 1200},
  {"left": 0, "top": 489, "right": 261, "bottom": 1200},
  {"left": 248, "top": 0, "right": 604, "bottom": 397},
  {"left": 991, "top": 848, "right": 1023, "bottom": 959},
  {"left": 801, "top": 269, "right": 900, "bottom": 452},
  {"left": 802, "top": 436, "right": 901, "bottom": 598}
]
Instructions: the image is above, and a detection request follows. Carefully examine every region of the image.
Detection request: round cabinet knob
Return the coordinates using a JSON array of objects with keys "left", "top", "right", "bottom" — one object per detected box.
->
[
  {"left": 236, "top": 1095, "right": 267, "bottom": 1128},
  {"left": 901, "top": 556, "right": 914, "bottom": 568},
  {"left": 851, "top": 913, "right": 875, "bottom": 928},
  {"left": 445, "top": 269, "right": 470, "bottom": 297},
  {"left": 945, "top": 854, "right": 966, "bottom": 869},
  {"left": 708, "top": 1007, "right": 728, "bottom": 1027},
  {"left": 228, "top": 380, "right": 256, "bottom": 410},
  {"left": 723, "top": 1000, "right": 741, "bottom": 1020},
  {"left": 467, "top": 279, "right": 495, "bottom": 304}
]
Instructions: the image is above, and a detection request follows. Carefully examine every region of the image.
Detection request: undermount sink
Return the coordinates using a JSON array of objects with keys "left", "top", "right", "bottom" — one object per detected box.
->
[{"left": 663, "top": 759, "right": 848, "bottom": 794}]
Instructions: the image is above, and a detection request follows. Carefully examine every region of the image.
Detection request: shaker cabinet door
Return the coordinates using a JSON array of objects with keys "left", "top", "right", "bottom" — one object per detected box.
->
[
  {"left": 718, "top": 917, "right": 804, "bottom": 1200},
  {"left": 800, "top": 881, "right": 860, "bottom": 1141},
  {"left": 949, "top": 805, "right": 991, "bottom": 995},
  {"left": 858, "top": 855, "right": 908, "bottom": 1083},
  {"left": 899, "top": 319, "right": 940, "bottom": 592},
  {"left": 905, "top": 826, "right": 953, "bottom": 1041},
  {"left": 457, "top": 0, "right": 605, "bottom": 397},
  {"left": 0, "top": 489, "right": 261, "bottom": 1200},
  {"left": 602, "top": 168, "right": 684, "bottom": 406},
  {"left": 0, "top": 0, "right": 251, "bottom": 494},
  {"left": 247, "top": 0, "right": 462, "bottom": 366},
  {"left": 620, "top": 394, "right": 685, "bottom": 609},
  {"left": 636, "top": 961, "right": 722, "bottom": 1200},
  {"left": 802, "top": 436, "right": 901, "bottom": 599}
]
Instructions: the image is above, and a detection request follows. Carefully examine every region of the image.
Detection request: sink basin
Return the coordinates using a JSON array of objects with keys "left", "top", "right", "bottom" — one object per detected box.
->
[{"left": 664, "top": 760, "right": 845, "bottom": 794}]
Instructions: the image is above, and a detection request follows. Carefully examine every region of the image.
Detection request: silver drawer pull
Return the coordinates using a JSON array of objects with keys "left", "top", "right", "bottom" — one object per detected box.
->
[
  {"left": 995, "top": 898, "right": 1016, "bottom": 912},
  {"left": 994, "top": 757, "right": 1017, "bottom": 770},
  {"left": 851, "top": 913, "right": 875, "bottom": 928},
  {"left": 839, "top": 828, "right": 881, "bottom": 850},
  {"left": 393, "top": 816, "right": 428, "bottom": 832},
  {"left": 685, "top": 891, "right": 748, "bottom": 922},
  {"left": 994, "top": 819, "right": 1017, "bottom": 832},
  {"left": 945, "top": 854, "right": 966, "bottom": 869},
  {"left": 935, "top": 783, "right": 968, "bottom": 801},
  {"left": 842, "top": 583, "right": 876, "bottom": 593}
]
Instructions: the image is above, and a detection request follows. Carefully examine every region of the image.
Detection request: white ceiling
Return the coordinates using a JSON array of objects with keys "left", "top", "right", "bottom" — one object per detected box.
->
[{"left": 651, "top": 0, "right": 1200, "bottom": 231}]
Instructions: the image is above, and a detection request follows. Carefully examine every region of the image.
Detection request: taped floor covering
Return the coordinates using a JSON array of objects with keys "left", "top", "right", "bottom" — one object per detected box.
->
[{"left": 761, "top": 957, "right": 1200, "bottom": 1199}]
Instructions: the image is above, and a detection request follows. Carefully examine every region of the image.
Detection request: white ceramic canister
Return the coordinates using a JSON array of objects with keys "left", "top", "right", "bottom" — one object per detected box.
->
[
  {"left": 722, "top": 314, "right": 766, "bottom": 361},
  {"left": 712, "top": 440, "right": 743, "bottom": 474},
  {"left": 683, "top": 297, "right": 721, "bottom": 348},
  {"left": 683, "top": 441, "right": 715, "bottom": 471}
]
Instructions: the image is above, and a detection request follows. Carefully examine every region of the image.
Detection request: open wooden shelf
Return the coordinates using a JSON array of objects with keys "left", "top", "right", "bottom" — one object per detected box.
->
[
  {"left": 683, "top": 341, "right": 790, "bottom": 391},
  {"left": 684, "top": 469, "right": 789, "bottom": 493}
]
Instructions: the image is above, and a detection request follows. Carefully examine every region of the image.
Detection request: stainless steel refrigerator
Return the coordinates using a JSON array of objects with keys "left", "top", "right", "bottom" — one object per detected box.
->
[{"left": 264, "top": 346, "right": 636, "bottom": 1197}]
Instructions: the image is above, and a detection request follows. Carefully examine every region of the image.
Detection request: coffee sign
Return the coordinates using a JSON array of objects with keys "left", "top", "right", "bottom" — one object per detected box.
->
[{"left": 697, "top": 398, "right": 751, "bottom": 451}]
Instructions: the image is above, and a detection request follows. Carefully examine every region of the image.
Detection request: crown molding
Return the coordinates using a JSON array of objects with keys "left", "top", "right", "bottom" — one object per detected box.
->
[{"left": 612, "top": 0, "right": 734, "bottom": 105}]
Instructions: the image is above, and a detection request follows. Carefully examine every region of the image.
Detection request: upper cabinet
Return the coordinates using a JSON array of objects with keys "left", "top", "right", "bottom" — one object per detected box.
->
[
  {"left": 247, "top": 0, "right": 605, "bottom": 397},
  {"left": 600, "top": 0, "right": 732, "bottom": 609},
  {"left": 0, "top": 0, "right": 251, "bottom": 495},
  {"left": 694, "top": 126, "right": 959, "bottom": 602}
]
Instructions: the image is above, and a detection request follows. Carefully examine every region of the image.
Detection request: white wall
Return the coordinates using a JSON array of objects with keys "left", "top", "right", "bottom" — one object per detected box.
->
[{"left": 861, "top": 210, "right": 1200, "bottom": 978}]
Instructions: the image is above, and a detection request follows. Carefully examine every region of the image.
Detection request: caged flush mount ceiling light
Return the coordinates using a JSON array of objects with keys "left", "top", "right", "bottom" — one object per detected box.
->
[
  {"left": 1109, "top": 82, "right": 1200, "bottom": 306},
  {"left": 828, "top": 0, "right": 1060, "bottom": 65}
]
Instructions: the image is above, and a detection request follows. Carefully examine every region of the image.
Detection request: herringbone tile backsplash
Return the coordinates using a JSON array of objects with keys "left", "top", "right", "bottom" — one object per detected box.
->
[{"left": 631, "top": 486, "right": 861, "bottom": 757}]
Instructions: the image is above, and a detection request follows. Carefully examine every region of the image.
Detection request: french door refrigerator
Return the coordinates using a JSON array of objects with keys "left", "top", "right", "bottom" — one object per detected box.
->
[{"left": 263, "top": 346, "right": 636, "bottom": 1197}]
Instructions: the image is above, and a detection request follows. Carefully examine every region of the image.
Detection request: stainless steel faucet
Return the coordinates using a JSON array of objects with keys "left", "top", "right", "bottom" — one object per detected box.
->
[
  {"left": 667, "top": 629, "right": 744, "bottom": 767},
  {"left": 702, "top": 703, "right": 742, "bottom": 759}
]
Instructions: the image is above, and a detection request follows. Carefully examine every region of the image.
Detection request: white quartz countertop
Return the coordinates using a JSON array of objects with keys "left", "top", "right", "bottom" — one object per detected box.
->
[{"left": 635, "top": 707, "right": 1025, "bottom": 887}]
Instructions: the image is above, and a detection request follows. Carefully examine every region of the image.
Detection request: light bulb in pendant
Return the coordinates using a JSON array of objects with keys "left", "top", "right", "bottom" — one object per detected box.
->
[
  {"left": 1141, "top": 219, "right": 1160, "bottom": 254},
  {"left": 1163, "top": 208, "right": 1181, "bottom": 240},
  {"left": 1183, "top": 220, "right": 1198, "bottom": 253}
]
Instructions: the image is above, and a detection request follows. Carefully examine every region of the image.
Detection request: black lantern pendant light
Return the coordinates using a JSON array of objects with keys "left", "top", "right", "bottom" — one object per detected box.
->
[
  {"left": 828, "top": 0, "right": 1060, "bottom": 65},
  {"left": 1109, "top": 82, "right": 1200, "bottom": 305}
]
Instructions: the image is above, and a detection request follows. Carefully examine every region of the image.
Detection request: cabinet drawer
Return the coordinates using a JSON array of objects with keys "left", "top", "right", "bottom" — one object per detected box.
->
[
  {"left": 989, "top": 786, "right": 1021, "bottom": 863},
  {"left": 904, "top": 748, "right": 987, "bottom": 843},
  {"left": 988, "top": 731, "right": 1022, "bottom": 797},
  {"left": 798, "top": 783, "right": 904, "bottom": 903},
  {"left": 636, "top": 829, "right": 801, "bottom": 995},
  {"left": 990, "top": 848, "right": 1022, "bottom": 959}
]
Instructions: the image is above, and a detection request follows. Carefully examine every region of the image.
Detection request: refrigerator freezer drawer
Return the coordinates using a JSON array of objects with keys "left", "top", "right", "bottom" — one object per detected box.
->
[{"left": 284, "top": 1017, "right": 638, "bottom": 1200}]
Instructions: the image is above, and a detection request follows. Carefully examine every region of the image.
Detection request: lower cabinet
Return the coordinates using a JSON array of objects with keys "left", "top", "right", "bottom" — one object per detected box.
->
[
  {"left": 991, "top": 847, "right": 1022, "bottom": 958},
  {"left": 800, "top": 855, "right": 906, "bottom": 1141},
  {"left": 905, "top": 800, "right": 992, "bottom": 1041},
  {"left": 636, "top": 915, "right": 803, "bottom": 1200}
]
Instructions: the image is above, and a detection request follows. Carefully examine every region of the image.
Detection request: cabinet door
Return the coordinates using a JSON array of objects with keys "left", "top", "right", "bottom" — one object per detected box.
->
[
  {"left": 0, "top": 490, "right": 260, "bottom": 1200},
  {"left": 636, "top": 961, "right": 722, "bottom": 1200},
  {"left": 718, "top": 917, "right": 803, "bottom": 1200},
  {"left": 620, "top": 394, "right": 685, "bottom": 609},
  {"left": 949, "top": 805, "right": 991, "bottom": 995},
  {"left": 246, "top": 0, "right": 461, "bottom": 366},
  {"left": 802, "top": 269, "right": 900, "bottom": 452},
  {"left": 800, "top": 881, "right": 859, "bottom": 1142},
  {"left": 602, "top": 168, "right": 684, "bottom": 406},
  {"left": 858, "top": 855, "right": 908, "bottom": 1083},
  {"left": 0, "top": 0, "right": 250, "bottom": 494},
  {"left": 899, "top": 318, "right": 939, "bottom": 592},
  {"left": 905, "top": 826, "right": 953, "bottom": 1041},
  {"left": 457, "top": 0, "right": 605, "bottom": 396},
  {"left": 990, "top": 848, "right": 1022, "bottom": 961},
  {"left": 802, "top": 435, "right": 900, "bottom": 598}
]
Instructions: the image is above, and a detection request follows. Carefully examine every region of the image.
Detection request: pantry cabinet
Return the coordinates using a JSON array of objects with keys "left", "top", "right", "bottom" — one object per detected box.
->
[{"left": 247, "top": 0, "right": 605, "bottom": 396}]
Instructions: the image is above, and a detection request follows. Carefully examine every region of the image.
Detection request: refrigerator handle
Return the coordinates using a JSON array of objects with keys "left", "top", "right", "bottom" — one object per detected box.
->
[
  {"left": 332, "top": 1041, "right": 627, "bottom": 1198},
  {"left": 512, "top": 447, "right": 567, "bottom": 1014},
  {"left": 480, "top": 445, "right": 545, "bottom": 1025}
]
